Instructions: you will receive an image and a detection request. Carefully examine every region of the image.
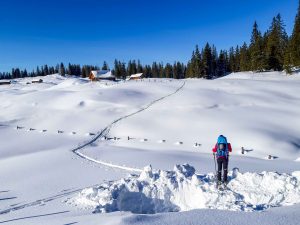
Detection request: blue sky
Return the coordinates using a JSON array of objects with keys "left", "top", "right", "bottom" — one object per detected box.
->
[{"left": 0, "top": 0, "right": 298, "bottom": 72}]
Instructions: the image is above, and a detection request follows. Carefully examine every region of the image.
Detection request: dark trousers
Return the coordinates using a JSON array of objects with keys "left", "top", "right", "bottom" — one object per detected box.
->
[{"left": 217, "top": 157, "right": 228, "bottom": 182}]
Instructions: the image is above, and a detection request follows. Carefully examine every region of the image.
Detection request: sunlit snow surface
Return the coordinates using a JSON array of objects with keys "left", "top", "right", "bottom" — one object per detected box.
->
[{"left": 0, "top": 72, "right": 300, "bottom": 225}]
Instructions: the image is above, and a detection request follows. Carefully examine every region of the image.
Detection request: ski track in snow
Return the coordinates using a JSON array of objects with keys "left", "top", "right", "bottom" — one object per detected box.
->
[
  {"left": 0, "top": 187, "right": 87, "bottom": 215},
  {"left": 71, "top": 81, "right": 186, "bottom": 172}
]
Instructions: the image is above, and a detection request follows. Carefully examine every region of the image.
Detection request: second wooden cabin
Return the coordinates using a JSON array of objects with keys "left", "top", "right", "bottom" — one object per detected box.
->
[
  {"left": 127, "top": 73, "right": 144, "bottom": 81},
  {"left": 89, "top": 70, "right": 116, "bottom": 81}
]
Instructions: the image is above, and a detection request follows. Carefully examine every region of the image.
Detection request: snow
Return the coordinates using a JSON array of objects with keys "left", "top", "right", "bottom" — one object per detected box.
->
[
  {"left": 0, "top": 71, "right": 300, "bottom": 224},
  {"left": 69, "top": 164, "right": 300, "bottom": 213}
]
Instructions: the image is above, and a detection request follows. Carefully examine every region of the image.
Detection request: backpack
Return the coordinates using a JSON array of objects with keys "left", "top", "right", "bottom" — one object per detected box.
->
[{"left": 216, "top": 135, "right": 229, "bottom": 158}]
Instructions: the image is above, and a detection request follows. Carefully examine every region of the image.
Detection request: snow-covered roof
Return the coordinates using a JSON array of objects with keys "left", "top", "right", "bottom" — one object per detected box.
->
[
  {"left": 130, "top": 73, "right": 143, "bottom": 78},
  {"left": 91, "top": 70, "right": 115, "bottom": 79}
]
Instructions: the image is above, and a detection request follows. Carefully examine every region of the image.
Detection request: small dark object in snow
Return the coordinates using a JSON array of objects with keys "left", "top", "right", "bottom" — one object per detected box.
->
[
  {"left": 17, "top": 126, "right": 24, "bottom": 130},
  {"left": 106, "top": 137, "right": 116, "bottom": 140},
  {"left": 127, "top": 136, "right": 135, "bottom": 140},
  {"left": 58, "top": 130, "right": 64, "bottom": 134},
  {"left": 0, "top": 81, "right": 11, "bottom": 85},
  {"left": 89, "top": 133, "right": 95, "bottom": 136},
  {"left": 241, "top": 147, "right": 253, "bottom": 154},
  {"left": 42, "top": 129, "right": 47, "bottom": 132},
  {"left": 32, "top": 79, "right": 43, "bottom": 84},
  {"left": 29, "top": 128, "right": 35, "bottom": 131},
  {"left": 268, "top": 155, "right": 278, "bottom": 160}
]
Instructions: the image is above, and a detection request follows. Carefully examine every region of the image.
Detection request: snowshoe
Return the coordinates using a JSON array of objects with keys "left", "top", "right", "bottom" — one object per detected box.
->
[{"left": 216, "top": 181, "right": 223, "bottom": 190}]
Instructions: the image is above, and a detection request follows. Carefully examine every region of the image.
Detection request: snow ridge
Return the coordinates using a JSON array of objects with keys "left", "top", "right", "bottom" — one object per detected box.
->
[{"left": 69, "top": 165, "right": 300, "bottom": 214}]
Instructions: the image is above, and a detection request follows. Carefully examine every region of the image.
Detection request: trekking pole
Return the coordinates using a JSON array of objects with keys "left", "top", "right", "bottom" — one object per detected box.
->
[{"left": 213, "top": 153, "right": 217, "bottom": 178}]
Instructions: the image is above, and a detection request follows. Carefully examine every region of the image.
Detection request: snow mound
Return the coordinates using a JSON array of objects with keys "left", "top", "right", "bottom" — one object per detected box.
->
[
  {"left": 49, "top": 78, "right": 88, "bottom": 90},
  {"left": 69, "top": 165, "right": 300, "bottom": 214}
]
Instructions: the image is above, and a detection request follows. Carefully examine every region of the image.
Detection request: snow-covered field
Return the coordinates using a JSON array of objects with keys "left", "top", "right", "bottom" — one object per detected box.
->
[{"left": 0, "top": 72, "right": 300, "bottom": 224}]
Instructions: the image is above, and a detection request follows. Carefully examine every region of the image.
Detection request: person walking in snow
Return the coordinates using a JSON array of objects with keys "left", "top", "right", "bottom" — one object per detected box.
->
[{"left": 212, "top": 135, "right": 232, "bottom": 186}]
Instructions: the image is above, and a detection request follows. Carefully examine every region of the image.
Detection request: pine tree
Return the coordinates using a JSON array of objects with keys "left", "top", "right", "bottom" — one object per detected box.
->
[
  {"left": 211, "top": 45, "right": 218, "bottom": 76},
  {"left": 81, "top": 66, "right": 87, "bottom": 78},
  {"left": 194, "top": 45, "right": 203, "bottom": 78},
  {"left": 114, "top": 60, "right": 121, "bottom": 78},
  {"left": 202, "top": 43, "right": 212, "bottom": 79},
  {"left": 102, "top": 61, "right": 109, "bottom": 70},
  {"left": 59, "top": 63, "right": 65, "bottom": 76},
  {"left": 266, "top": 14, "right": 288, "bottom": 71},
  {"left": 44, "top": 65, "right": 49, "bottom": 76},
  {"left": 235, "top": 45, "right": 241, "bottom": 72},
  {"left": 186, "top": 51, "right": 196, "bottom": 78},
  {"left": 217, "top": 50, "right": 226, "bottom": 77},
  {"left": 143, "top": 65, "right": 151, "bottom": 78},
  {"left": 165, "top": 63, "right": 173, "bottom": 78},
  {"left": 132, "top": 60, "right": 137, "bottom": 74},
  {"left": 151, "top": 62, "right": 159, "bottom": 78},
  {"left": 54, "top": 64, "right": 58, "bottom": 74},
  {"left": 228, "top": 47, "right": 236, "bottom": 72},
  {"left": 288, "top": 0, "right": 300, "bottom": 67},
  {"left": 249, "top": 21, "right": 266, "bottom": 72},
  {"left": 137, "top": 60, "right": 143, "bottom": 73},
  {"left": 23, "top": 69, "right": 28, "bottom": 77},
  {"left": 158, "top": 63, "right": 165, "bottom": 78},
  {"left": 239, "top": 43, "right": 251, "bottom": 71},
  {"left": 284, "top": 46, "right": 293, "bottom": 74},
  {"left": 174, "top": 62, "right": 184, "bottom": 79}
]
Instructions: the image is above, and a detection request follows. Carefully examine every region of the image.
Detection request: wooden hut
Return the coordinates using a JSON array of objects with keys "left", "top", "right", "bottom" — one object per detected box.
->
[
  {"left": 89, "top": 70, "right": 115, "bottom": 81},
  {"left": 128, "top": 73, "right": 144, "bottom": 80}
]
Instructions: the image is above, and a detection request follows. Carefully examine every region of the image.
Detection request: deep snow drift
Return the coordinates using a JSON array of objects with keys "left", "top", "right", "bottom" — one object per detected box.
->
[{"left": 69, "top": 164, "right": 300, "bottom": 214}]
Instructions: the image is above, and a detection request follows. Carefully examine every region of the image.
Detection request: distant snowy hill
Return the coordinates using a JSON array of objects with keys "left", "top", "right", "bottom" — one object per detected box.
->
[{"left": 0, "top": 72, "right": 299, "bottom": 225}]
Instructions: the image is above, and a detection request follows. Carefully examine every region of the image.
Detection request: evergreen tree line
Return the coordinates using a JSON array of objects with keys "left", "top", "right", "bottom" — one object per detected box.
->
[
  {"left": 186, "top": 5, "right": 300, "bottom": 78},
  {"left": 0, "top": 63, "right": 100, "bottom": 80},
  {"left": 113, "top": 59, "right": 186, "bottom": 79},
  {"left": 1, "top": 1, "right": 300, "bottom": 80}
]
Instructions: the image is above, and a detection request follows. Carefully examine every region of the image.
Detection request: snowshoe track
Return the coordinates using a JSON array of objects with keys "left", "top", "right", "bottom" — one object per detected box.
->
[{"left": 72, "top": 81, "right": 186, "bottom": 171}]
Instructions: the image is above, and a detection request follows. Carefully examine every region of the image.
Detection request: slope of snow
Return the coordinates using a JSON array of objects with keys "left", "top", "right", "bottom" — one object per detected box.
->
[
  {"left": 221, "top": 71, "right": 300, "bottom": 80},
  {"left": 0, "top": 72, "right": 300, "bottom": 225},
  {"left": 105, "top": 72, "right": 300, "bottom": 161}
]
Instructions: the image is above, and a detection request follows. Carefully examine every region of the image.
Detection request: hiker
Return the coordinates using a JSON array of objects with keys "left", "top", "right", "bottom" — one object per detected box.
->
[{"left": 212, "top": 135, "right": 232, "bottom": 186}]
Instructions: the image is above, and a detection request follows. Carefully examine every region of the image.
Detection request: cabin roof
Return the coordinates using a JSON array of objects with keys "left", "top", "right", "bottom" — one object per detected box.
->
[
  {"left": 90, "top": 70, "right": 115, "bottom": 79},
  {"left": 130, "top": 73, "right": 143, "bottom": 78}
]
